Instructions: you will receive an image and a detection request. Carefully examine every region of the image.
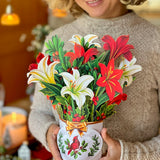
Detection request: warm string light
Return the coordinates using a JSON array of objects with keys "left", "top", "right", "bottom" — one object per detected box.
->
[{"left": 1, "top": 4, "right": 20, "bottom": 26}]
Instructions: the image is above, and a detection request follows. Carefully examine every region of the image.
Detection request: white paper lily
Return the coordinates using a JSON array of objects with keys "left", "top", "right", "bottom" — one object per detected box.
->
[
  {"left": 69, "top": 34, "right": 101, "bottom": 48},
  {"left": 60, "top": 68, "right": 94, "bottom": 109},
  {"left": 119, "top": 57, "right": 142, "bottom": 87},
  {"left": 27, "top": 56, "right": 59, "bottom": 86}
]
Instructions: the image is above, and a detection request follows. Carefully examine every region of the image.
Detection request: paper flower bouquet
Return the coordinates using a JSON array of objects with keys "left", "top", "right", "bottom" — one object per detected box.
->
[{"left": 27, "top": 34, "right": 142, "bottom": 160}]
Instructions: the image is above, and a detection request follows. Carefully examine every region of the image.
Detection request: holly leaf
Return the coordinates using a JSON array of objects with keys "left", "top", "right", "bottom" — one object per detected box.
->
[{"left": 82, "top": 105, "right": 90, "bottom": 120}]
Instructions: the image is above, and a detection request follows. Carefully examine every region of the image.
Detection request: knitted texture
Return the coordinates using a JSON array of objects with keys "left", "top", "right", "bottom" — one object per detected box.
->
[{"left": 29, "top": 12, "right": 160, "bottom": 160}]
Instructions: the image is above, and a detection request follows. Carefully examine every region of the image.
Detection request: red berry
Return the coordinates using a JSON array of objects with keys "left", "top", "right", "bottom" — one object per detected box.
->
[
  {"left": 63, "top": 110, "right": 67, "bottom": 114},
  {"left": 74, "top": 114, "right": 79, "bottom": 117},
  {"left": 68, "top": 106, "right": 72, "bottom": 110},
  {"left": 76, "top": 117, "right": 81, "bottom": 122},
  {"left": 81, "top": 115, "right": 85, "bottom": 120},
  {"left": 102, "top": 115, "right": 106, "bottom": 119},
  {"left": 72, "top": 118, "right": 76, "bottom": 122},
  {"left": 55, "top": 51, "right": 59, "bottom": 55},
  {"left": 68, "top": 111, "right": 71, "bottom": 115},
  {"left": 97, "top": 116, "right": 100, "bottom": 120},
  {"left": 101, "top": 113, "right": 105, "bottom": 116},
  {"left": 94, "top": 67, "right": 98, "bottom": 71}
]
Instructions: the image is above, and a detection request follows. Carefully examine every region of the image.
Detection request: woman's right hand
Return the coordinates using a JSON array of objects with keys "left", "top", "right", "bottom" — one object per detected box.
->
[{"left": 47, "top": 124, "right": 62, "bottom": 160}]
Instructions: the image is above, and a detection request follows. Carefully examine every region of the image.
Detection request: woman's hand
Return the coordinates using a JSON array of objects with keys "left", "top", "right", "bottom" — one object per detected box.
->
[
  {"left": 46, "top": 124, "right": 62, "bottom": 160},
  {"left": 100, "top": 128, "right": 121, "bottom": 160}
]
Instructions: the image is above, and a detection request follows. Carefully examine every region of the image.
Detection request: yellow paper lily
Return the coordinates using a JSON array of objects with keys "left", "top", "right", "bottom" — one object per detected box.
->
[
  {"left": 60, "top": 68, "right": 94, "bottom": 109},
  {"left": 27, "top": 56, "right": 59, "bottom": 86},
  {"left": 69, "top": 34, "right": 101, "bottom": 48},
  {"left": 119, "top": 57, "right": 142, "bottom": 86}
]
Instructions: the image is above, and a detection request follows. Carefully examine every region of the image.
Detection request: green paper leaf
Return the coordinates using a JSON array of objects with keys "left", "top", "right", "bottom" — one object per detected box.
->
[
  {"left": 70, "top": 151, "right": 74, "bottom": 156},
  {"left": 96, "top": 92, "right": 109, "bottom": 109},
  {"left": 41, "top": 81, "right": 62, "bottom": 96}
]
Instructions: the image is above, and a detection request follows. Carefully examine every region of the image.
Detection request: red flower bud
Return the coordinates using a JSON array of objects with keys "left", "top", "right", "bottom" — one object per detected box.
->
[
  {"left": 74, "top": 114, "right": 79, "bottom": 117},
  {"left": 28, "top": 63, "right": 38, "bottom": 71}
]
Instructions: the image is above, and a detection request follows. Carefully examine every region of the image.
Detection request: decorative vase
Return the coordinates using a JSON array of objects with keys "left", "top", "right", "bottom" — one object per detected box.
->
[{"left": 57, "top": 119, "right": 103, "bottom": 160}]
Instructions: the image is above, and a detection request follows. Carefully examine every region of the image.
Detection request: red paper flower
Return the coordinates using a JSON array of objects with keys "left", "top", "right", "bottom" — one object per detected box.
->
[
  {"left": 28, "top": 63, "right": 38, "bottom": 71},
  {"left": 96, "top": 59, "right": 123, "bottom": 101},
  {"left": 36, "top": 52, "right": 45, "bottom": 63},
  {"left": 107, "top": 93, "right": 127, "bottom": 105},
  {"left": 102, "top": 35, "right": 133, "bottom": 61},
  {"left": 64, "top": 43, "right": 98, "bottom": 65}
]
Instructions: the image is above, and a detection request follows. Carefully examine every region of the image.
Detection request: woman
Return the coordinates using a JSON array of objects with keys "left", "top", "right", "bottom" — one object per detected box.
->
[{"left": 29, "top": 0, "right": 160, "bottom": 159}]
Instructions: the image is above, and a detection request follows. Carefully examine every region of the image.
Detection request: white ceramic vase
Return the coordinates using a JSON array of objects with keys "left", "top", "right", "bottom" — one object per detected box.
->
[{"left": 57, "top": 119, "right": 103, "bottom": 160}]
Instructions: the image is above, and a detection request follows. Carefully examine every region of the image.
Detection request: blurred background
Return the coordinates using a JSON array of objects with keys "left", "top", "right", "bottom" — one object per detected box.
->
[{"left": 0, "top": 0, "right": 159, "bottom": 159}]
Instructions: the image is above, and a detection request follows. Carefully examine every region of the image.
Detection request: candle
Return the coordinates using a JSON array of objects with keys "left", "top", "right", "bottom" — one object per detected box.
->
[{"left": 1, "top": 107, "right": 27, "bottom": 149}]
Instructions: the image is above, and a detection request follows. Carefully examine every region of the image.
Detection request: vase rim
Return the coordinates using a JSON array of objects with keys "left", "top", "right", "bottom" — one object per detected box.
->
[{"left": 59, "top": 117, "right": 103, "bottom": 125}]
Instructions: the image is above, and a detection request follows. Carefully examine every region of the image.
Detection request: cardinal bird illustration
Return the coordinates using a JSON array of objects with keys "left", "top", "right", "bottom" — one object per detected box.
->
[{"left": 68, "top": 136, "right": 80, "bottom": 155}]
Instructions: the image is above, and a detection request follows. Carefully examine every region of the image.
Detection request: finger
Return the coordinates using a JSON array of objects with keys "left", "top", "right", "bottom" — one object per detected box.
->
[
  {"left": 101, "top": 128, "right": 113, "bottom": 146},
  {"left": 49, "top": 134, "right": 62, "bottom": 160},
  {"left": 99, "top": 157, "right": 107, "bottom": 160}
]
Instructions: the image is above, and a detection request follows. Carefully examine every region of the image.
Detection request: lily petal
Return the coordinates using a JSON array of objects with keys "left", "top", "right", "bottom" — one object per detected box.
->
[
  {"left": 80, "top": 88, "right": 94, "bottom": 98},
  {"left": 61, "top": 86, "right": 71, "bottom": 97},
  {"left": 60, "top": 72, "right": 75, "bottom": 87},
  {"left": 72, "top": 68, "right": 80, "bottom": 80},
  {"left": 125, "top": 65, "right": 142, "bottom": 76},
  {"left": 75, "top": 75, "right": 94, "bottom": 91}
]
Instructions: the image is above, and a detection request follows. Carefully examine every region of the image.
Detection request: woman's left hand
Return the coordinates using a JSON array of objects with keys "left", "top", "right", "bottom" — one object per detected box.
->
[{"left": 100, "top": 128, "right": 121, "bottom": 160}]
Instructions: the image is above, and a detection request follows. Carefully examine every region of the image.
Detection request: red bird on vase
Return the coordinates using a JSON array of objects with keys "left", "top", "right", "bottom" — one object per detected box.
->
[{"left": 68, "top": 136, "right": 80, "bottom": 155}]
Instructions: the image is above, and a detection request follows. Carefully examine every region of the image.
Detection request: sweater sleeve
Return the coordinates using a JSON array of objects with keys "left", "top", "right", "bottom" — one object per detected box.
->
[
  {"left": 119, "top": 30, "right": 160, "bottom": 160},
  {"left": 28, "top": 28, "right": 65, "bottom": 150},
  {"left": 28, "top": 84, "right": 58, "bottom": 150},
  {"left": 119, "top": 136, "right": 160, "bottom": 160}
]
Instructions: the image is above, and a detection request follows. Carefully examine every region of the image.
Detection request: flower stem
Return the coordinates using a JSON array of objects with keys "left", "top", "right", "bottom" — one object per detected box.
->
[
  {"left": 95, "top": 87, "right": 100, "bottom": 97},
  {"left": 91, "top": 104, "right": 95, "bottom": 122},
  {"left": 71, "top": 98, "right": 76, "bottom": 115}
]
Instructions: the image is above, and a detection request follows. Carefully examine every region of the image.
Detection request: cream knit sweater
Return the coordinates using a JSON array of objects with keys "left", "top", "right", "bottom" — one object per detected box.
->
[{"left": 29, "top": 11, "right": 160, "bottom": 160}]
